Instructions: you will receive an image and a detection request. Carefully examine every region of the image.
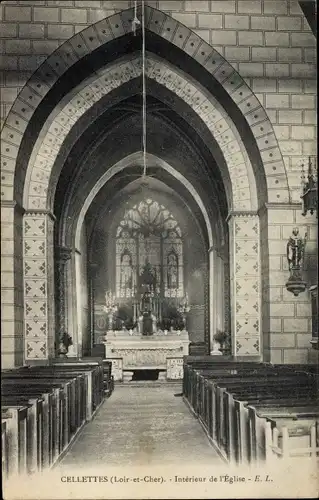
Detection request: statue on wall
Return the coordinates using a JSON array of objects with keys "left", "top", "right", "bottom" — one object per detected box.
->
[
  {"left": 286, "top": 227, "right": 307, "bottom": 297},
  {"left": 286, "top": 227, "right": 307, "bottom": 270}
]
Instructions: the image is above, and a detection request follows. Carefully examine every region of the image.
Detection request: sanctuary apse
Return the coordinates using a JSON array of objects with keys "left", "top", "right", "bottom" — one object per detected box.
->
[{"left": 89, "top": 187, "right": 215, "bottom": 380}]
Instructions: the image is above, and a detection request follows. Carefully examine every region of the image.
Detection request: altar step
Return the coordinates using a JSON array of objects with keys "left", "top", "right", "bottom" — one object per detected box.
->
[{"left": 117, "top": 380, "right": 182, "bottom": 387}]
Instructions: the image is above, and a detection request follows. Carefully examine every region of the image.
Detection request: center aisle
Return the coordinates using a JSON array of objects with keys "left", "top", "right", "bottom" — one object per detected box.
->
[{"left": 58, "top": 383, "right": 223, "bottom": 468}]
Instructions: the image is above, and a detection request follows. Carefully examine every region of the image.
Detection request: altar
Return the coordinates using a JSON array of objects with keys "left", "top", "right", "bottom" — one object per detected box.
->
[
  {"left": 103, "top": 329, "right": 189, "bottom": 381},
  {"left": 100, "top": 205, "right": 192, "bottom": 380}
]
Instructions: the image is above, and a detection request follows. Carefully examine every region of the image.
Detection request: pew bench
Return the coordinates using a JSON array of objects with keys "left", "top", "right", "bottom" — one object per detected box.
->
[
  {"left": 230, "top": 389, "right": 317, "bottom": 464},
  {"left": 2, "top": 381, "right": 67, "bottom": 465},
  {"left": 210, "top": 375, "right": 314, "bottom": 460},
  {"left": 2, "top": 360, "right": 108, "bottom": 480},
  {"left": 248, "top": 403, "right": 319, "bottom": 463},
  {"left": 2, "top": 376, "right": 75, "bottom": 449},
  {"left": 1, "top": 406, "right": 29, "bottom": 477},
  {"left": 2, "top": 371, "right": 86, "bottom": 432},
  {"left": 2, "top": 396, "right": 44, "bottom": 474},
  {"left": 1, "top": 388, "right": 56, "bottom": 469},
  {"left": 2, "top": 420, "right": 8, "bottom": 480},
  {"left": 184, "top": 363, "right": 316, "bottom": 464}
]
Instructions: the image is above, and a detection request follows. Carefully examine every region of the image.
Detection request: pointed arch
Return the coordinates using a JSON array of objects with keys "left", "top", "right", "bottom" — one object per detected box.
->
[{"left": 1, "top": 5, "right": 290, "bottom": 212}]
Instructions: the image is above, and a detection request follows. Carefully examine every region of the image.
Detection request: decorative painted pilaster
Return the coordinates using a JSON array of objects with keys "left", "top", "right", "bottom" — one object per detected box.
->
[
  {"left": 216, "top": 253, "right": 225, "bottom": 332},
  {"left": 224, "top": 260, "right": 231, "bottom": 337},
  {"left": 209, "top": 247, "right": 216, "bottom": 351},
  {"left": 23, "top": 211, "right": 55, "bottom": 361},
  {"left": 55, "top": 246, "right": 72, "bottom": 339},
  {"left": 88, "top": 264, "right": 96, "bottom": 352},
  {"left": 228, "top": 212, "right": 261, "bottom": 358},
  {"left": 208, "top": 247, "right": 226, "bottom": 353},
  {"left": 74, "top": 250, "right": 83, "bottom": 358}
]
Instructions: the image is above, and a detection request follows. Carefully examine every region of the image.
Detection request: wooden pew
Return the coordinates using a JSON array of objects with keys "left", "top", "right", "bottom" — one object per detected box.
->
[
  {"left": 1, "top": 360, "right": 107, "bottom": 477},
  {"left": 186, "top": 362, "right": 275, "bottom": 411},
  {"left": 2, "top": 378, "right": 69, "bottom": 460},
  {"left": 271, "top": 420, "right": 318, "bottom": 461},
  {"left": 51, "top": 357, "right": 111, "bottom": 400},
  {"left": 1, "top": 406, "right": 28, "bottom": 477},
  {"left": 2, "top": 420, "right": 8, "bottom": 480},
  {"left": 248, "top": 403, "right": 319, "bottom": 464},
  {"left": 46, "top": 363, "right": 104, "bottom": 418},
  {"left": 231, "top": 390, "right": 317, "bottom": 464},
  {"left": 193, "top": 365, "right": 288, "bottom": 418},
  {"left": 2, "top": 387, "right": 55, "bottom": 470},
  {"left": 183, "top": 359, "right": 317, "bottom": 466},
  {"left": 190, "top": 368, "right": 314, "bottom": 462},
  {"left": 213, "top": 374, "right": 313, "bottom": 459},
  {"left": 17, "top": 367, "right": 88, "bottom": 426},
  {"left": 183, "top": 358, "right": 266, "bottom": 400},
  {"left": 2, "top": 371, "right": 85, "bottom": 437},
  {"left": 26, "top": 368, "right": 85, "bottom": 430},
  {"left": 1, "top": 396, "right": 44, "bottom": 474}
]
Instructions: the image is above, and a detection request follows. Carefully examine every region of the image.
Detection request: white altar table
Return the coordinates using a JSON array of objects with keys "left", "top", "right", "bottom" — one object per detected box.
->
[{"left": 103, "top": 330, "right": 189, "bottom": 380}]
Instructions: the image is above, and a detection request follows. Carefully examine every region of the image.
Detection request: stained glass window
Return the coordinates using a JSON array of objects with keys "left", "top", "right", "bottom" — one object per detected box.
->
[{"left": 115, "top": 199, "right": 184, "bottom": 298}]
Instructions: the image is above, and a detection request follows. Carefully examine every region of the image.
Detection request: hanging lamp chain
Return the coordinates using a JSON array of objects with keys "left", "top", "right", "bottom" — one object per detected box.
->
[
  {"left": 142, "top": 0, "right": 147, "bottom": 178},
  {"left": 132, "top": 0, "right": 140, "bottom": 35},
  {"left": 132, "top": 1, "right": 147, "bottom": 179}
]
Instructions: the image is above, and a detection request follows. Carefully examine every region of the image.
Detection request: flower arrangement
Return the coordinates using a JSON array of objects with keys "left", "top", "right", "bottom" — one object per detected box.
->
[{"left": 213, "top": 330, "right": 228, "bottom": 346}]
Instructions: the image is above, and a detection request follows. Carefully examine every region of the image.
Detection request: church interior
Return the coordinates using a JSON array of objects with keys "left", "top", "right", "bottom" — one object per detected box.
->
[{"left": 1, "top": 0, "right": 318, "bottom": 492}]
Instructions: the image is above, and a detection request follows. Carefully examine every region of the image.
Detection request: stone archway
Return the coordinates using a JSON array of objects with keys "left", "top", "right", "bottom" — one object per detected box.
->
[
  {"left": 1, "top": 6, "right": 290, "bottom": 366},
  {"left": 1, "top": 6, "right": 289, "bottom": 206}
]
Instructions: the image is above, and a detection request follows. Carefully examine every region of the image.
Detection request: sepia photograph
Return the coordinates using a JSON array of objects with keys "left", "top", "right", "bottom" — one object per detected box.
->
[{"left": 0, "top": 0, "right": 318, "bottom": 499}]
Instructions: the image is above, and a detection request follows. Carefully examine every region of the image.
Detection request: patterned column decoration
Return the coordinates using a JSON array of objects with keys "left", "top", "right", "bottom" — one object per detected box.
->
[
  {"left": 24, "top": 211, "right": 55, "bottom": 361},
  {"left": 203, "top": 261, "right": 210, "bottom": 354},
  {"left": 209, "top": 248, "right": 217, "bottom": 350},
  {"left": 224, "top": 260, "right": 231, "bottom": 342},
  {"left": 55, "top": 247, "right": 72, "bottom": 340},
  {"left": 228, "top": 213, "right": 261, "bottom": 357}
]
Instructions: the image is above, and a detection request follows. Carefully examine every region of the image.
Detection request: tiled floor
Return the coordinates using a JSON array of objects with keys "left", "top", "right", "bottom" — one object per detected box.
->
[{"left": 58, "top": 383, "right": 223, "bottom": 468}]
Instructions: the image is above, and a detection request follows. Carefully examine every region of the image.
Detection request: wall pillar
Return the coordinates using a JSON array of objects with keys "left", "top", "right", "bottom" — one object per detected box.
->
[
  {"left": 55, "top": 246, "right": 72, "bottom": 351},
  {"left": 216, "top": 253, "right": 225, "bottom": 332},
  {"left": 1, "top": 201, "right": 24, "bottom": 368},
  {"left": 74, "top": 250, "right": 83, "bottom": 358},
  {"left": 208, "top": 247, "right": 216, "bottom": 352},
  {"left": 228, "top": 212, "right": 261, "bottom": 359},
  {"left": 208, "top": 247, "right": 226, "bottom": 354},
  {"left": 23, "top": 211, "right": 55, "bottom": 362}
]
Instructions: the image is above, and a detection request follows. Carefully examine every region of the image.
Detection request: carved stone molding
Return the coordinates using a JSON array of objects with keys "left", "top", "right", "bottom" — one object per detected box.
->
[
  {"left": 226, "top": 210, "right": 258, "bottom": 222},
  {"left": 1, "top": 200, "right": 25, "bottom": 214},
  {"left": 24, "top": 209, "right": 56, "bottom": 222}
]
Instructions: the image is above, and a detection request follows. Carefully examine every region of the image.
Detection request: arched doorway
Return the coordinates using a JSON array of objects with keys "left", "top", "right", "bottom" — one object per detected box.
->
[{"left": 0, "top": 6, "right": 290, "bottom": 367}]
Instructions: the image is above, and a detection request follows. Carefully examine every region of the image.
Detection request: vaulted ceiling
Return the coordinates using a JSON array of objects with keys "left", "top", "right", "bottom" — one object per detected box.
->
[{"left": 53, "top": 75, "right": 229, "bottom": 250}]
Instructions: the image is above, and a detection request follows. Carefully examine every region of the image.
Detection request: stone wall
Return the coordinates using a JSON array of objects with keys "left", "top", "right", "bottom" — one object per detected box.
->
[{"left": 262, "top": 206, "right": 317, "bottom": 363}]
